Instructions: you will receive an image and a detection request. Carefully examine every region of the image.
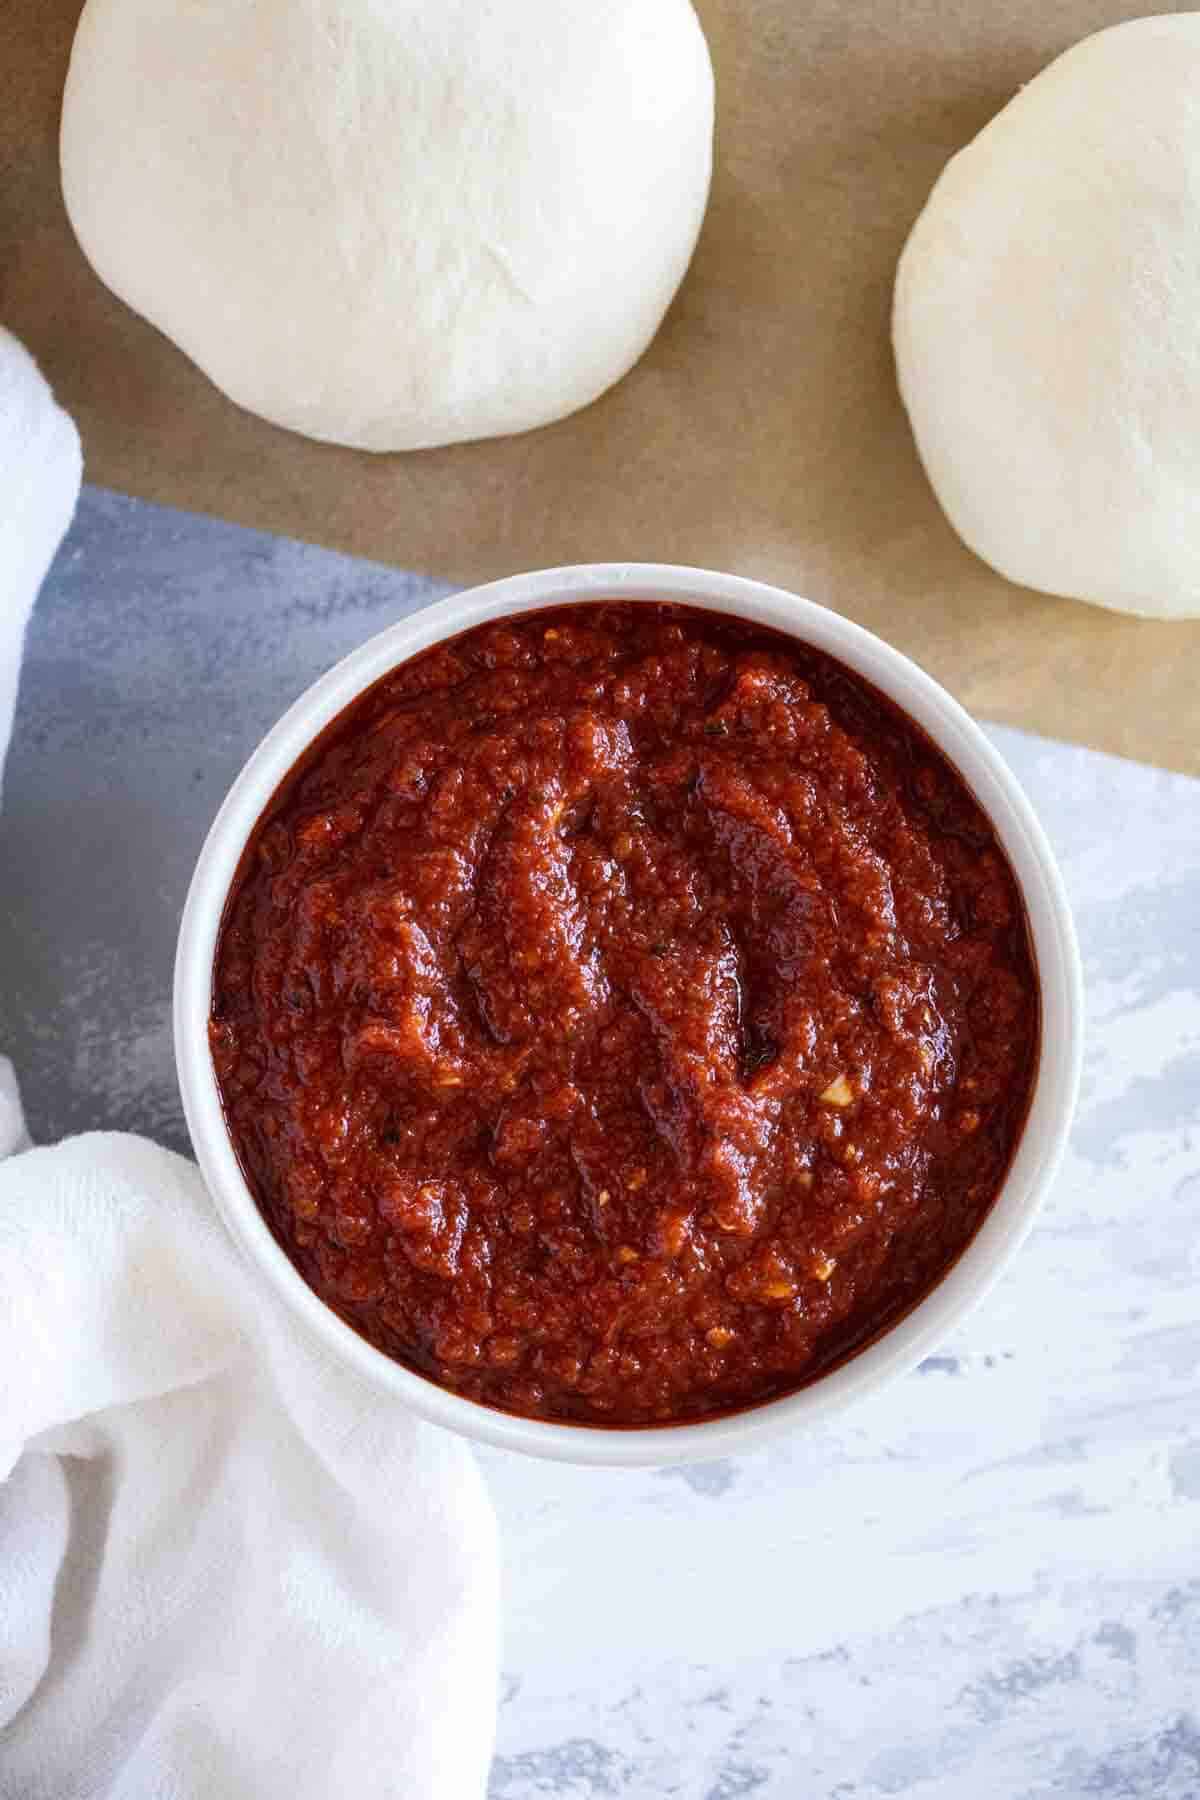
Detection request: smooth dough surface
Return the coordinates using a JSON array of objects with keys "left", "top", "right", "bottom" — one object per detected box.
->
[
  {"left": 894, "top": 15, "right": 1200, "bottom": 620},
  {"left": 61, "top": 0, "right": 713, "bottom": 452}
]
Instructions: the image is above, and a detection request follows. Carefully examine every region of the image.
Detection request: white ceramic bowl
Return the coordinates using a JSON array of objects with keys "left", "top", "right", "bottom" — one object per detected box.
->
[{"left": 175, "top": 564, "right": 1083, "bottom": 1467}]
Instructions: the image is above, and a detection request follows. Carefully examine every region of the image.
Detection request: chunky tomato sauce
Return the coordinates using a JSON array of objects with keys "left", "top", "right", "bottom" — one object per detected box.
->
[{"left": 211, "top": 604, "right": 1038, "bottom": 1425}]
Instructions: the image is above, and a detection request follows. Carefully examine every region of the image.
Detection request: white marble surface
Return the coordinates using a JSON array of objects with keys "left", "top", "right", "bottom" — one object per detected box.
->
[{"left": 5, "top": 490, "right": 1199, "bottom": 1798}]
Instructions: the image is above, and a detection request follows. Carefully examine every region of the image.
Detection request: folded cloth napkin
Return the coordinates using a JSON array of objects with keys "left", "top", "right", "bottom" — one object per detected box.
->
[
  {"left": 0, "top": 327, "right": 81, "bottom": 795},
  {"left": 0, "top": 330, "right": 499, "bottom": 1800},
  {"left": 0, "top": 325, "right": 79, "bottom": 1160}
]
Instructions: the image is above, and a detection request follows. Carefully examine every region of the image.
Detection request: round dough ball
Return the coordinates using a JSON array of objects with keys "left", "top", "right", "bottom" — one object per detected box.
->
[
  {"left": 894, "top": 16, "right": 1200, "bottom": 620},
  {"left": 61, "top": 0, "right": 713, "bottom": 452}
]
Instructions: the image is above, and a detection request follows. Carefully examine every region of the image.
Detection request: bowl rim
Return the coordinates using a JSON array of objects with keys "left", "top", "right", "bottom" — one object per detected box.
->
[{"left": 174, "top": 562, "right": 1083, "bottom": 1467}]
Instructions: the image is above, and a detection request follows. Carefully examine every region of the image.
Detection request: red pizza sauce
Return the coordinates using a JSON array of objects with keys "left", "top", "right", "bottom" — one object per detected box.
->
[{"left": 210, "top": 604, "right": 1039, "bottom": 1426}]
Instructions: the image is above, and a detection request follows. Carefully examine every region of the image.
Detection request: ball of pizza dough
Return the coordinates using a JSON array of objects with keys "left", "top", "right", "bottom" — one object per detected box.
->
[
  {"left": 894, "top": 16, "right": 1200, "bottom": 619},
  {"left": 61, "top": 0, "right": 713, "bottom": 452}
]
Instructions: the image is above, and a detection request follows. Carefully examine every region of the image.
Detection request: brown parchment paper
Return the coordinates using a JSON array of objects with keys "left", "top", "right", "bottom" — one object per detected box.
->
[{"left": 3, "top": 0, "right": 1199, "bottom": 774}]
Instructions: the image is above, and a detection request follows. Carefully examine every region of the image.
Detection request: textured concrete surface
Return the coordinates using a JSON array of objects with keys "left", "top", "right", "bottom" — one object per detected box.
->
[{"left": 4, "top": 488, "right": 1199, "bottom": 1798}]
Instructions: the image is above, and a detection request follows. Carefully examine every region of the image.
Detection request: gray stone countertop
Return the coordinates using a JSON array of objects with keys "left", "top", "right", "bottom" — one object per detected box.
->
[{"left": 5, "top": 489, "right": 1199, "bottom": 1799}]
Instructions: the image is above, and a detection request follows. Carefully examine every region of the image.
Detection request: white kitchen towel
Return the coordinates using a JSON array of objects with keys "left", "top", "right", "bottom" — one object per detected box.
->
[
  {"left": 0, "top": 331, "right": 499, "bottom": 1800},
  {"left": 0, "top": 1137, "right": 500, "bottom": 1800},
  {"left": 0, "top": 324, "right": 78, "bottom": 1158},
  {"left": 0, "top": 326, "right": 81, "bottom": 792}
]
